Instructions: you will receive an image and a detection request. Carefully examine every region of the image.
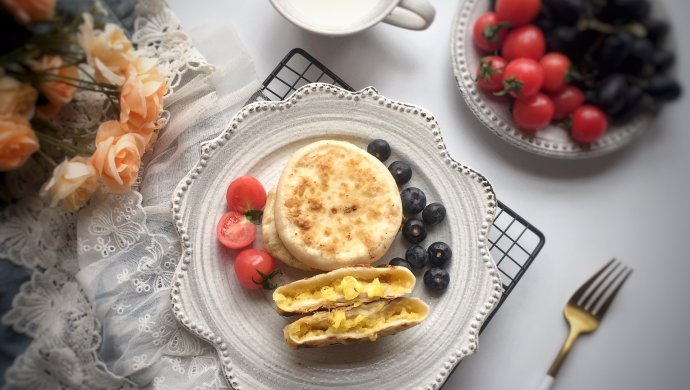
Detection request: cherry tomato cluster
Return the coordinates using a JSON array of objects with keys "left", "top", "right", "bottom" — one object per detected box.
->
[
  {"left": 473, "top": 0, "right": 607, "bottom": 143},
  {"left": 216, "top": 176, "right": 278, "bottom": 290},
  {"left": 217, "top": 176, "right": 266, "bottom": 249}
]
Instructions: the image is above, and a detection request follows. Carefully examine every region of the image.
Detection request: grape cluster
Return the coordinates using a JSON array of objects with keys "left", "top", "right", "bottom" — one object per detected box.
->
[{"left": 537, "top": 0, "right": 680, "bottom": 121}]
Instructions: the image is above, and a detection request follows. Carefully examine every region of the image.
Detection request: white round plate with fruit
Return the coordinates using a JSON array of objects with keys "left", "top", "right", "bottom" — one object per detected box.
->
[
  {"left": 170, "top": 83, "right": 502, "bottom": 389},
  {"left": 451, "top": 0, "right": 680, "bottom": 159}
]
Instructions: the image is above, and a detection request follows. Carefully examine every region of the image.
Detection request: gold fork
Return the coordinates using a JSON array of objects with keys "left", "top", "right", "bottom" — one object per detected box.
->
[{"left": 536, "top": 259, "right": 633, "bottom": 390}]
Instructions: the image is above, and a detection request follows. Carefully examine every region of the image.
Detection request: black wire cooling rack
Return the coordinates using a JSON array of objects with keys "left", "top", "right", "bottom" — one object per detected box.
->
[{"left": 250, "top": 48, "right": 545, "bottom": 331}]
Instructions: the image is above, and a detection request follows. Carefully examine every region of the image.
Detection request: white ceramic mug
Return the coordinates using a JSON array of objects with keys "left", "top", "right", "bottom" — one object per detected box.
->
[{"left": 269, "top": 0, "right": 436, "bottom": 36}]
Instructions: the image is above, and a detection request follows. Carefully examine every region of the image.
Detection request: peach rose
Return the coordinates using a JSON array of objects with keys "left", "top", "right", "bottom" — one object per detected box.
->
[
  {"left": 78, "top": 14, "right": 135, "bottom": 85},
  {"left": 31, "top": 55, "right": 79, "bottom": 108},
  {"left": 0, "top": 75, "right": 38, "bottom": 119},
  {"left": 0, "top": 114, "right": 39, "bottom": 171},
  {"left": 94, "top": 119, "right": 124, "bottom": 143},
  {"left": 40, "top": 156, "right": 98, "bottom": 211},
  {"left": 2, "top": 0, "right": 55, "bottom": 23},
  {"left": 119, "top": 57, "right": 167, "bottom": 149},
  {"left": 91, "top": 120, "right": 145, "bottom": 194},
  {"left": 35, "top": 102, "right": 60, "bottom": 119}
]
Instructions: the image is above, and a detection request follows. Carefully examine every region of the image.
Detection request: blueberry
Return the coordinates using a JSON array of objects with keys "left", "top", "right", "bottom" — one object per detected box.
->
[
  {"left": 389, "top": 257, "right": 413, "bottom": 270},
  {"left": 402, "top": 218, "right": 427, "bottom": 244},
  {"left": 388, "top": 161, "right": 412, "bottom": 185},
  {"left": 367, "top": 139, "right": 391, "bottom": 162},
  {"left": 422, "top": 203, "right": 446, "bottom": 225},
  {"left": 405, "top": 245, "right": 428, "bottom": 269},
  {"left": 424, "top": 268, "right": 450, "bottom": 291},
  {"left": 428, "top": 242, "right": 452, "bottom": 267},
  {"left": 400, "top": 187, "right": 426, "bottom": 215}
]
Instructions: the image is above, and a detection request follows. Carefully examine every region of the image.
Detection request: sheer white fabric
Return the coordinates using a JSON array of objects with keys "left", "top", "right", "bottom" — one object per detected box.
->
[{"left": 0, "top": 0, "right": 261, "bottom": 388}]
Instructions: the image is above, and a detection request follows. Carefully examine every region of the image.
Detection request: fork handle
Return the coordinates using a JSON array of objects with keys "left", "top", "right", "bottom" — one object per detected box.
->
[
  {"left": 548, "top": 328, "right": 581, "bottom": 377},
  {"left": 535, "top": 375, "right": 554, "bottom": 390},
  {"left": 535, "top": 328, "right": 581, "bottom": 390}
]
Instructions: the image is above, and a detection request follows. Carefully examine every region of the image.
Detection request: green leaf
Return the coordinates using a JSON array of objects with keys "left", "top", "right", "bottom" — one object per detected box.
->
[
  {"left": 476, "top": 57, "right": 502, "bottom": 82},
  {"left": 558, "top": 116, "right": 574, "bottom": 129},
  {"left": 481, "top": 21, "right": 512, "bottom": 44},
  {"left": 245, "top": 210, "right": 263, "bottom": 225},
  {"left": 566, "top": 65, "right": 584, "bottom": 83},
  {"left": 494, "top": 76, "right": 523, "bottom": 97},
  {"left": 253, "top": 268, "right": 281, "bottom": 290}
]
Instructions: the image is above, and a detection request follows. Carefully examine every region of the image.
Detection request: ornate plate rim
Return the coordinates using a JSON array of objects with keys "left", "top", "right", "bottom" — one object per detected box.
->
[
  {"left": 450, "top": 0, "right": 660, "bottom": 159},
  {"left": 169, "top": 83, "right": 503, "bottom": 389}
]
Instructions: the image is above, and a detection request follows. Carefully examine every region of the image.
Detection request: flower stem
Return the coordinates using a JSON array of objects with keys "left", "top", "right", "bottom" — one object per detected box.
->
[
  {"left": 36, "top": 149, "right": 58, "bottom": 167},
  {"left": 34, "top": 129, "right": 84, "bottom": 156},
  {"left": 78, "top": 66, "right": 121, "bottom": 113},
  {"left": 33, "top": 117, "right": 96, "bottom": 146},
  {"left": 35, "top": 72, "right": 118, "bottom": 90},
  {"left": 6, "top": 69, "right": 119, "bottom": 93}
]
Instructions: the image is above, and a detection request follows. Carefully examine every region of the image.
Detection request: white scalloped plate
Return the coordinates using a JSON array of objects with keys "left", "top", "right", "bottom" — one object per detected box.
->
[
  {"left": 170, "top": 83, "right": 502, "bottom": 390},
  {"left": 451, "top": 0, "right": 667, "bottom": 159}
]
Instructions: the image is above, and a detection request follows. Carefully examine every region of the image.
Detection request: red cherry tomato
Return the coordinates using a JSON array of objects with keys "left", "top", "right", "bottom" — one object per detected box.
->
[
  {"left": 499, "top": 58, "right": 544, "bottom": 98},
  {"left": 549, "top": 86, "right": 585, "bottom": 120},
  {"left": 496, "top": 0, "right": 541, "bottom": 27},
  {"left": 512, "top": 93, "right": 555, "bottom": 132},
  {"left": 216, "top": 211, "right": 257, "bottom": 249},
  {"left": 571, "top": 105, "right": 608, "bottom": 143},
  {"left": 226, "top": 176, "right": 266, "bottom": 213},
  {"left": 234, "top": 248, "right": 278, "bottom": 290},
  {"left": 477, "top": 56, "right": 507, "bottom": 92},
  {"left": 540, "top": 53, "right": 572, "bottom": 92},
  {"left": 502, "top": 25, "right": 545, "bottom": 61},
  {"left": 472, "top": 12, "right": 510, "bottom": 52}
]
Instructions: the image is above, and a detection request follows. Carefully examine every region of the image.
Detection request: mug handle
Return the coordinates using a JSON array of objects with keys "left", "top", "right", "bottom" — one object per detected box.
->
[{"left": 382, "top": 0, "right": 436, "bottom": 31}]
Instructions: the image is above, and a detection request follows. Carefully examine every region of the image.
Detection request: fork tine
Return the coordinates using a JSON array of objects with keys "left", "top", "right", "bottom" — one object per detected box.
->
[
  {"left": 594, "top": 268, "right": 633, "bottom": 319},
  {"left": 582, "top": 261, "right": 621, "bottom": 309},
  {"left": 587, "top": 265, "right": 626, "bottom": 311},
  {"left": 568, "top": 258, "right": 616, "bottom": 304}
]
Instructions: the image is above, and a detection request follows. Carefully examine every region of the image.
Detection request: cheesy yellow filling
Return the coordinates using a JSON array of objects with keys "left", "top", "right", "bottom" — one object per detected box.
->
[
  {"left": 274, "top": 275, "right": 409, "bottom": 309},
  {"left": 288, "top": 301, "right": 422, "bottom": 342}
]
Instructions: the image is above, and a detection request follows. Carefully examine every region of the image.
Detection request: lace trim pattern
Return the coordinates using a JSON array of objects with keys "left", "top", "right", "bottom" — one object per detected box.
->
[
  {"left": 0, "top": 0, "right": 227, "bottom": 388},
  {"left": 0, "top": 195, "right": 76, "bottom": 273},
  {"left": 76, "top": 191, "right": 227, "bottom": 388},
  {"left": 79, "top": 191, "right": 148, "bottom": 259},
  {"left": 1, "top": 268, "right": 135, "bottom": 390},
  {"left": 132, "top": 1, "right": 214, "bottom": 94}
]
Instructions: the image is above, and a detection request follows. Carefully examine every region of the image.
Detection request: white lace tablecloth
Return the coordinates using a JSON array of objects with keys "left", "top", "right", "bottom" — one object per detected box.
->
[{"left": 0, "top": 1, "right": 261, "bottom": 388}]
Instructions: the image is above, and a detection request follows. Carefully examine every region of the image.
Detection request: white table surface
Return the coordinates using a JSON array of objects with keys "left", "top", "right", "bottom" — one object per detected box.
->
[{"left": 167, "top": 1, "right": 690, "bottom": 389}]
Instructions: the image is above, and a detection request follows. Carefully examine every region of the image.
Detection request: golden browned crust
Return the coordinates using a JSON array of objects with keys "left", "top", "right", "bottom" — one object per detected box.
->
[
  {"left": 275, "top": 140, "right": 403, "bottom": 271},
  {"left": 261, "top": 189, "right": 316, "bottom": 271}
]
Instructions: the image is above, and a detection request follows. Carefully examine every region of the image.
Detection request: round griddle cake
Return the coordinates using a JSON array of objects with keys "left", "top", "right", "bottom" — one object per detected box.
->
[
  {"left": 262, "top": 188, "right": 315, "bottom": 271},
  {"left": 274, "top": 140, "right": 402, "bottom": 271}
]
